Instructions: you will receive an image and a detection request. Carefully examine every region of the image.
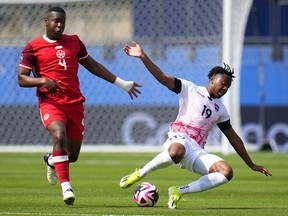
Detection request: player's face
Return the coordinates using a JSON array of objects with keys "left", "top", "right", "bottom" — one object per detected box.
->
[
  {"left": 209, "top": 74, "right": 232, "bottom": 98},
  {"left": 45, "top": 12, "right": 66, "bottom": 40}
]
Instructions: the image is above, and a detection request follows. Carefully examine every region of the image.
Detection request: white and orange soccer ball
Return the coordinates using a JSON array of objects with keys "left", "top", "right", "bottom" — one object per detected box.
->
[{"left": 133, "top": 182, "right": 159, "bottom": 207}]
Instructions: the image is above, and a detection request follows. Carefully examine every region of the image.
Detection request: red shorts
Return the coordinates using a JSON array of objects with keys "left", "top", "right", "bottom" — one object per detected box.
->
[{"left": 39, "top": 102, "right": 84, "bottom": 140}]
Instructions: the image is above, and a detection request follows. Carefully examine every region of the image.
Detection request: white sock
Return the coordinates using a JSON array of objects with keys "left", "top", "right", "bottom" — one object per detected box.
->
[
  {"left": 61, "top": 181, "right": 72, "bottom": 195},
  {"left": 139, "top": 151, "right": 174, "bottom": 177},
  {"left": 178, "top": 172, "right": 228, "bottom": 194}
]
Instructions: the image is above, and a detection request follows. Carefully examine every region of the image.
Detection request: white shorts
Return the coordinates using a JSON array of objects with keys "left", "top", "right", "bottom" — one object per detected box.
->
[{"left": 163, "top": 132, "right": 224, "bottom": 175}]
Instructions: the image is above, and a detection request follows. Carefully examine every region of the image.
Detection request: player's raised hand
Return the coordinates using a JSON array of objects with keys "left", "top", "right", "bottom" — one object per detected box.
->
[{"left": 123, "top": 41, "right": 145, "bottom": 58}]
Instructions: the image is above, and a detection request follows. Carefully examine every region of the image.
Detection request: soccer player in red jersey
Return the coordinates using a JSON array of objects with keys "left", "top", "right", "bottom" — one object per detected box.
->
[{"left": 18, "top": 7, "right": 141, "bottom": 205}]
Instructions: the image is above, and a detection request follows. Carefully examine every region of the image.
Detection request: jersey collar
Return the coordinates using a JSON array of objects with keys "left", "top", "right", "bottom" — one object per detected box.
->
[{"left": 43, "top": 34, "right": 58, "bottom": 43}]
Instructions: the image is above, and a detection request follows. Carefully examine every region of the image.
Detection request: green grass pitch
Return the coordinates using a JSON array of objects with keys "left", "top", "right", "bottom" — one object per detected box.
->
[{"left": 0, "top": 151, "right": 287, "bottom": 216}]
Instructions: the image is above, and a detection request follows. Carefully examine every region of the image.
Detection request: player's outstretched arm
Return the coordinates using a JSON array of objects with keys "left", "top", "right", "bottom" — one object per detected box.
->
[
  {"left": 123, "top": 41, "right": 175, "bottom": 90},
  {"left": 222, "top": 127, "right": 272, "bottom": 176},
  {"left": 79, "top": 56, "right": 141, "bottom": 100}
]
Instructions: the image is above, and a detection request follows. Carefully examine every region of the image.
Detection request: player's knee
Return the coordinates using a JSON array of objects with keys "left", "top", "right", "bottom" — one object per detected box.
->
[
  {"left": 51, "top": 130, "right": 67, "bottom": 149},
  {"left": 223, "top": 166, "right": 233, "bottom": 181},
  {"left": 48, "top": 121, "right": 67, "bottom": 148},
  {"left": 168, "top": 143, "right": 185, "bottom": 163},
  {"left": 210, "top": 161, "right": 233, "bottom": 181},
  {"left": 52, "top": 137, "right": 67, "bottom": 150}
]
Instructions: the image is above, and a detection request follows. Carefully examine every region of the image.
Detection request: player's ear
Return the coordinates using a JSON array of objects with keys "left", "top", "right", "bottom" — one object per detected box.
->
[{"left": 210, "top": 75, "right": 215, "bottom": 84}]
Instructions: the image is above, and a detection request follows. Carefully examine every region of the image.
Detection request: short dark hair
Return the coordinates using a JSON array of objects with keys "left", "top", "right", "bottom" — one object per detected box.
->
[
  {"left": 47, "top": 7, "right": 66, "bottom": 15},
  {"left": 208, "top": 63, "right": 235, "bottom": 80}
]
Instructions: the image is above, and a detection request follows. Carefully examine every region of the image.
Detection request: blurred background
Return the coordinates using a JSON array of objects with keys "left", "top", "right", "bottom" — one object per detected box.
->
[{"left": 0, "top": 0, "right": 287, "bottom": 152}]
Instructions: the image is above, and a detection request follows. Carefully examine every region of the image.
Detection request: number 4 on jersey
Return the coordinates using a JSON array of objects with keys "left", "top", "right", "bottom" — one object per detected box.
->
[{"left": 58, "top": 59, "right": 67, "bottom": 70}]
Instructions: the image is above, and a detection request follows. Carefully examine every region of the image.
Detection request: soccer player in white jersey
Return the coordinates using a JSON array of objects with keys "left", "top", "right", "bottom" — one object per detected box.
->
[{"left": 119, "top": 41, "right": 272, "bottom": 209}]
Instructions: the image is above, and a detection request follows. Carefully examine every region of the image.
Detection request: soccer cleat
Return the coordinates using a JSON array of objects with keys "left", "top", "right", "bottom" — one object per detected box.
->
[
  {"left": 43, "top": 152, "right": 58, "bottom": 185},
  {"left": 120, "top": 169, "right": 141, "bottom": 189},
  {"left": 167, "top": 186, "right": 182, "bottom": 209},
  {"left": 63, "top": 189, "right": 75, "bottom": 206}
]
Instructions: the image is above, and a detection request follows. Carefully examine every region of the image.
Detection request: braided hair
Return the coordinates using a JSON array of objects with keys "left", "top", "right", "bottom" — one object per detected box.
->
[{"left": 207, "top": 63, "right": 235, "bottom": 80}]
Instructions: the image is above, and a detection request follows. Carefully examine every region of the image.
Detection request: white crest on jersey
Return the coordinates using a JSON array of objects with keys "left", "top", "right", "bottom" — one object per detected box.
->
[
  {"left": 56, "top": 50, "right": 66, "bottom": 59},
  {"left": 43, "top": 113, "right": 50, "bottom": 121}
]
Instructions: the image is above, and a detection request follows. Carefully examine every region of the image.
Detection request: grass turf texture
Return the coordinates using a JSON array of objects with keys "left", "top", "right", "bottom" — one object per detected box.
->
[{"left": 0, "top": 152, "right": 287, "bottom": 216}]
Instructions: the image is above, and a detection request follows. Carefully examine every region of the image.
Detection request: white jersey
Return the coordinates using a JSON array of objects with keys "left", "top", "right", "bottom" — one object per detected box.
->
[{"left": 169, "top": 78, "right": 230, "bottom": 148}]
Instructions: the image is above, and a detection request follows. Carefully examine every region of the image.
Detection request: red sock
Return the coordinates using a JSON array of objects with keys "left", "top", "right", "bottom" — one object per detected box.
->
[{"left": 52, "top": 150, "right": 70, "bottom": 183}]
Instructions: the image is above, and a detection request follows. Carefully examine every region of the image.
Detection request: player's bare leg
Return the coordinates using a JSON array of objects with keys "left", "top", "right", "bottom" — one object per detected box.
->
[{"left": 47, "top": 120, "right": 76, "bottom": 205}]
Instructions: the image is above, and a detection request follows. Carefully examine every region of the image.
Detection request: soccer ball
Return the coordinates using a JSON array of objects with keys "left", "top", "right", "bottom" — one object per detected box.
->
[{"left": 133, "top": 182, "right": 159, "bottom": 207}]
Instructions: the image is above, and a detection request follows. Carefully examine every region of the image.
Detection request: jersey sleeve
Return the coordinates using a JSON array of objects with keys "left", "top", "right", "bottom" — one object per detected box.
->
[
  {"left": 217, "top": 119, "right": 232, "bottom": 131},
  {"left": 169, "top": 77, "right": 196, "bottom": 94},
  {"left": 19, "top": 43, "right": 34, "bottom": 70},
  {"left": 169, "top": 77, "right": 182, "bottom": 94},
  {"left": 77, "top": 37, "right": 89, "bottom": 60},
  {"left": 216, "top": 104, "right": 231, "bottom": 126}
]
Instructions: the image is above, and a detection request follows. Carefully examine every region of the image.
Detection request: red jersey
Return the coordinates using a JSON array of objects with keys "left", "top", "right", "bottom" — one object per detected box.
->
[{"left": 19, "top": 34, "right": 89, "bottom": 104}]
